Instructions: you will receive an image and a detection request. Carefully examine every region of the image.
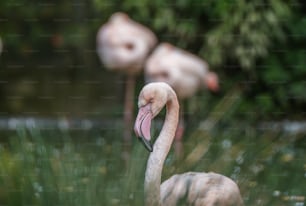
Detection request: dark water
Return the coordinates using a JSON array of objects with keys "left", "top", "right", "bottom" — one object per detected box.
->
[{"left": 0, "top": 118, "right": 305, "bottom": 206}]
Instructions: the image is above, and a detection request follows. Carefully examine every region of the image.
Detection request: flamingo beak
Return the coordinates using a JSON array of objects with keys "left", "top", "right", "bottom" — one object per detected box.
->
[
  {"left": 205, "top": 72, "right": 219, "bottom": 92},
  {"left": 134, "top": 104, "right": 153, "bottom": 152},
  {"left": 208, "top": 81, "right": 219, "bottom": 92}
]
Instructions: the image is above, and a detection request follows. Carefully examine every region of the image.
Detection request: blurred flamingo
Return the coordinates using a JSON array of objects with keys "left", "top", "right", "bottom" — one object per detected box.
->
[
  {"left": 134, "top": 82, "right": 243, "bottom": 206},
  {"left": 97, "top": 12, "right": 157, "bottom": 151},
  {"left": 145, "top": 43, "right": 219, "bottom": 156}
]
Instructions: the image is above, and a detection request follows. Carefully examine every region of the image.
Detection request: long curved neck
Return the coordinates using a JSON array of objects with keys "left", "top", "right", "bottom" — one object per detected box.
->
[{"left": 144, "top": 95, "right": 179, "bottom": 206}]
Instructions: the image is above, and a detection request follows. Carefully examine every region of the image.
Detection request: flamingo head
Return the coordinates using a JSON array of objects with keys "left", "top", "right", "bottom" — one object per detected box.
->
[{"left": 134, "top": 82, "right": 173, "bottom": 152}]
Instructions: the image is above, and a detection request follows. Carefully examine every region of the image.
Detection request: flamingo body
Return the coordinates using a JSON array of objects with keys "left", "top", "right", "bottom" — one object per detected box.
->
[
  {"left": 97, "top": 12, "right": 157, "bottom": 74},
  {"left": 145, "top": 43, "right": 219, "bottom": 99},
  {"left": 161, "top": 172, "right": 243, "bottom": 206},
  {"left": 134, "top": 82, "right": 243, "bottom": 206}
]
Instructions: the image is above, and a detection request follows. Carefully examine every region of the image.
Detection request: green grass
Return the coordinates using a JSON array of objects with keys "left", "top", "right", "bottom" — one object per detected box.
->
[
  {"left": 0, "top": 122, "right": 305, "bottom": 206},
  {"left": 0, "top": 128, "right": 146, "bottom": 206}
]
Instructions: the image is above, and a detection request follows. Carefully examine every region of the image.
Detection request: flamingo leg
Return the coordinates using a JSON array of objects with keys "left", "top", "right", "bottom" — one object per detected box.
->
[
  {"left": 174, "top": 100, "right": 185, "bottom": 158},
  {"left": 122, "top": 74, "right": 136, "bottom": 161}
]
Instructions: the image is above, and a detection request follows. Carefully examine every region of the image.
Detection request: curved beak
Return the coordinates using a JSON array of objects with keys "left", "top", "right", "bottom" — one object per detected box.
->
[{"left": 134, "top": 103, "right": 153, "bottom": 152}]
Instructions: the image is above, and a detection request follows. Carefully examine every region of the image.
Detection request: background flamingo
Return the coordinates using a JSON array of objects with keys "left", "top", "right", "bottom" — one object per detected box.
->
[
  {"left": 96, "top": 12, "right": 157, "bottom": 152},
  {"left": 145, "top": 43, "right": 219, "bottom": 156},
  {"left": 134, "top": 82, "right": 243, "bottom": 206}
]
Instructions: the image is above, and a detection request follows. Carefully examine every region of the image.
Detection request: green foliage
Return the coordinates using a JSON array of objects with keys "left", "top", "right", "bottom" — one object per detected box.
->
[
  {"left": 203, "top": 0, "right": 291, "bottom": 71},
  {"left": 239, "top": 4, "right": 306, "bottom": 119},
  {"left": 0, "top": 0, "right": 305, "bottom": 118},
  {"left": 0, "top": 123, "right": 305, "bottom": 206},
  {"left": 0, "top": 128, "right": 146, "bottom": 205}
]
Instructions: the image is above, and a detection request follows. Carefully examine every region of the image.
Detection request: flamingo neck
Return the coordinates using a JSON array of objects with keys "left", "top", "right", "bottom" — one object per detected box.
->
[{"left": 144, "top": 97, "right": 179, "bottom": 206}]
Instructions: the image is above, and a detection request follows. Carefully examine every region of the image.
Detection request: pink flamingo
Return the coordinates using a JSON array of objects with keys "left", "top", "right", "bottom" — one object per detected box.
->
[
  {"left": 97, "top": 12, "right": 157, "bottom": 149},
  {"left": 145, "top": 43, "right": 219, "bottom": 156},
  {"left": 134, "top": 82, "right": 243, "bottom": 206}
]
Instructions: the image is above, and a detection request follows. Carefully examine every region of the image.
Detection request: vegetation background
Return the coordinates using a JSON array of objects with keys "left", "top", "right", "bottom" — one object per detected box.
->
[{"left": 0, "top": 0, "right": 305, "bottom": 119}]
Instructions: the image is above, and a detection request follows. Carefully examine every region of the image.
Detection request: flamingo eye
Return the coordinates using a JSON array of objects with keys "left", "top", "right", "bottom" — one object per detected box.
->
[
  {"left": 160, "top": 71, "right": 169, "bottom": 78},
  {"left": 125, "top": 42, "right": 134, "bottom": 50}
]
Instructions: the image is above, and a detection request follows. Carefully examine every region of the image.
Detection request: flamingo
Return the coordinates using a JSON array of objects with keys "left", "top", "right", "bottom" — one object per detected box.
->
[
  {"left": 145, "top": 43, "right": 219, "bottom": 156},
  {"left": 96, "top": 12, "right": 157, "bottom": 151},
  {"left": 134, "top": 82, "right": 243, "bottom": 206}
]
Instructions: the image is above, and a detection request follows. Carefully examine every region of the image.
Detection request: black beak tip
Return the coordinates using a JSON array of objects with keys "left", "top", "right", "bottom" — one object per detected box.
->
[{"left": 139, "top": 136, "right": 153, "bottom": 152}]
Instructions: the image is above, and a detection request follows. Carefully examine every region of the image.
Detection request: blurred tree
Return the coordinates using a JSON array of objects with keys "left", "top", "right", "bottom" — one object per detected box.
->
[
  {"left": 0, "top": 0, "right": 305, "bottom": 120},
  {"left": 251, "top": 1, "right": 306, "bottom": 119},
  {"left": 203, "top": 0, "right": 291, "bottom": 72}
]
